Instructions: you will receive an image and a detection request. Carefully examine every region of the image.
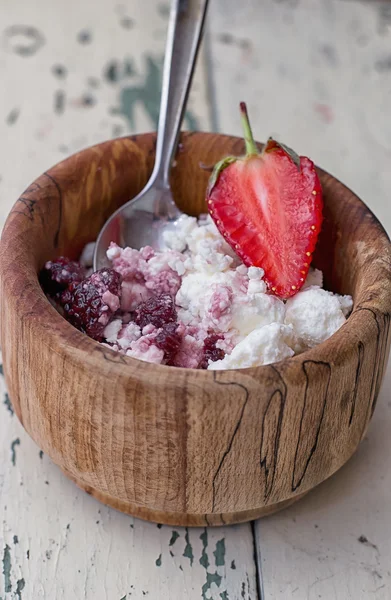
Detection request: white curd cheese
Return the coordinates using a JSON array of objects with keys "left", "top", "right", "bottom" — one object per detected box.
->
[
  {"left": 103, "top": 319, "right": 122, "bottom": 343},
  {"left": 208, "top": 323, "right": 296, "bottom": 370},
  {"left": 285, "top": 287, "right": 352, "bottom": 349},
  {"left": 101, "top": 213, "right": 353, "bottom": 369}
]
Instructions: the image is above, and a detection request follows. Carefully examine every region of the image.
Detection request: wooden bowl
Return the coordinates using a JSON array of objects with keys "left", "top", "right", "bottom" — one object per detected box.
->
[{"left": 1, "top": 133, "right": 391, "bottom": 527}]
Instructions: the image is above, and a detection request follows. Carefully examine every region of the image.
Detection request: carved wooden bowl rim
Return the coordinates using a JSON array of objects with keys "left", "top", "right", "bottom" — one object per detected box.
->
[{"left": 1, "top": 133, "right": 391, "bottom": 382}]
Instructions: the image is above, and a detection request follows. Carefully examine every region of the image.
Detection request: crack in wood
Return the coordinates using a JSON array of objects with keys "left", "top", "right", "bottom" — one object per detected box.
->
[
  {"left": 373, "top": 312, "right": 390, "bottom": 417},
  {"left": 292, "top": 361, "right": 331, "bottom": 492},
  {"left": 349, "top": 341, "right": 364, "bottom": 426},
  {"left": 355, "top": 307, "right": 390, "bottom": 432},
  {"left": 259, "top": 366, "right": 287, "bottom": 502},
  {"left": 211, "top": 373, "right": 250, "bottom": 512}
]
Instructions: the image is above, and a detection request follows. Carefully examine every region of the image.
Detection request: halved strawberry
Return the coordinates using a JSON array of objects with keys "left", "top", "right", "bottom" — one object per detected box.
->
[{"left": 207, "top": 103, "right": 323, "bottom": 299}]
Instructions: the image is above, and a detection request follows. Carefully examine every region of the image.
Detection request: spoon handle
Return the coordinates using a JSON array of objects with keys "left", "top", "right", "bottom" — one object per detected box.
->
[{"left": 151, "top": 0, "right": 209, "bottom": 189}]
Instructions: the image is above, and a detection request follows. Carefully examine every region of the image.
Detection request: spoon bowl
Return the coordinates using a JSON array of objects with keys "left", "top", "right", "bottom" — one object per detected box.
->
[{"left": 94, "top": 186, "right": 183, "bottom": 269}]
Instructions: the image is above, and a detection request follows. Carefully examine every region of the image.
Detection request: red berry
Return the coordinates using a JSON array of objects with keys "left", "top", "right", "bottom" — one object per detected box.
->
[
  {"left": 134, "top": 294, "right": 177, "bottom": 329},
  {"left": 207, "top": 102, "right": 323, "bottom": 299},
  {"left": 199, "top": 333, "right": 225, "bottom": 369},
  {"left": 40, "top": 257, "right": 86, "bottom": 296},
  {"left": 154, "top": 322, "right": 182, "bottom": 365},
  {"left": 60, "top": 268, "right": 122, "bottom": 341}
]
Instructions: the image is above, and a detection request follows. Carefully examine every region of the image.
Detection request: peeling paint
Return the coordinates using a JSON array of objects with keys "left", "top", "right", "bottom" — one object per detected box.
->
[
  {"left": 202, "top": 572, "right": 222, "bottom": 600},
  {"left": 2, "top": 544, "right": 11, "bottom": 593},
  {"left": 157, "top": 3, "right": 170, "bottom": 18},
  {"left": 124, "top": 59, "right": 136, "bottom": 77},
  {"left": 231, "top": 560, "right": 236, "bottom": 570},
  {"left": 105, "top": 60, "right": 120, "bottom": 83},
  {"left": 3, "top": 393, "right": 13, "bottom": 416},
  {"left": 358, "top": 534, "right": 378, "bottom": 551},
  {"left": 214, "top": 538, "right": 226, "bottom": 567},
  {"left": 319, "top": 43, "right": 338, "bottom": 67},
  {"left": 11, "top": 438, "right": 20, "bottom": 465},
  {"left": 246, "top": 573, "right": 251, "bottom": 598},
  {"left": 220, "top": 592, "right": 229, "bottom": 600},
  {"left": 3, "top": 25, "right": 45, "bottom": 56},
  {"left": 13, "top": 535, "right": 18, "bottom": 544},
  {"left": 183, "top": 111, "right": 199, "bottom": 131},
  {"left": 155, "top": 553, "right": 162, "bottom": 567},
  {"left": 111, "top": 54, "right": 199, "bottom": 131},
  {"left": 216, "top": 32, "right": 252, "bottom": 51},
  {"left": 6, "top": 108, "right": 20, "bottom": 126},
  {"left": 54, "top": 90, "right": 66, "bottom": 114},
  {"left": 378, "top": 4, "right": 391, "bottom": 34},
  {"left": 16, "top": 578, "right": 25, "bottom": 600},
  {"left": 375, "top": 55, "right": 391, "bottom": 72},
  {"left": 199, "top": 529, "right": 209, "bottom": 570},
  {"left": 121, "top": 16, "right": 134, "bottom": 29},
  {"left": 39, "top": 451, "right": 44, "bottom": 459},
  {"left": 119, "top": 16, "right": 134, "bottom": 29},
  {"left": 52, "top": 64, "right": 67, "bottom": 78},
  {"left": 77, "top": 30, "right": 92, "bottom": 44},
  {"left": 81, "top": 94, "right": 95, "bottom": 107},
  {"left": 169, "top": 531, "right": 179, "bottom": 547},
  {"left": 183, "top": 529, "right": 194, "bottom": 566},
  {"left": 104, "top": 58, "right": 136, "bottom": 85}
]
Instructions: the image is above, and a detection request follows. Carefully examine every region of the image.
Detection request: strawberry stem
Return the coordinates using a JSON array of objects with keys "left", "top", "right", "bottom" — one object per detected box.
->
[{"left": 240, "top": 102, "right": 258, "bottom": 156}]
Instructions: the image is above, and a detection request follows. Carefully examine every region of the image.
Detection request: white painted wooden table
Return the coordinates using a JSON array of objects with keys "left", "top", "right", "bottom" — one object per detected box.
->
[{"left": 0, "top": 1, "right": 390, "bottom": 598}]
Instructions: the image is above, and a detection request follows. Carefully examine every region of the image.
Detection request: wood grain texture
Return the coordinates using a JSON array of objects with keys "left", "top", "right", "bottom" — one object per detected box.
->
[{"left": 1, "top": 132, "right": 390, "bottom": 527}]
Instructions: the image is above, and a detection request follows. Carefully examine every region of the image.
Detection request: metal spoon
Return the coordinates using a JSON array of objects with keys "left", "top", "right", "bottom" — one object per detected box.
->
[{"left": 93, "top": 0, "right": 209, "bottom": 270}]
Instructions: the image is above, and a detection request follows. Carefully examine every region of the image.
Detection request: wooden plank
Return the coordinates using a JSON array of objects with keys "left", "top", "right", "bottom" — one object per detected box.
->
[
  {"left": 208, "top": 0, "right": 391, "bottom": 596},
  {"left": 0, "top": 1, "right": 258, "bottom": 598}
]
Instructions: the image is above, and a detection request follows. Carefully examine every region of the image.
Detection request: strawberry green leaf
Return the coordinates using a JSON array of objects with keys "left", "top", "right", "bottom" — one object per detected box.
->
[
  {"left": 264, "top": 138, "right": 301, "bottom": 171},
  {"left": 207, "top": 156, "right": 238, "bottom": 196}
]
